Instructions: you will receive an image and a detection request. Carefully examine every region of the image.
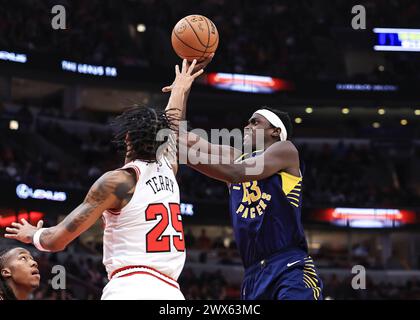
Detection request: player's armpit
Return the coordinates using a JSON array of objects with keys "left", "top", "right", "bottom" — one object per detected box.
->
[{"left": 39, "top": 170, "right": 136, "bottom": 252}]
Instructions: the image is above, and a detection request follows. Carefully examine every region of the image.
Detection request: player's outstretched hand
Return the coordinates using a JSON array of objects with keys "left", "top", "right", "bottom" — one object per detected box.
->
[
  {"left": 191, "top": 53, "right": 214, "bottom": 74},
  {"left": 162, "top": 59, "right": 203, "bottom": 93},
  {"left": 4, "top": 219, "right": 44, "bottom": 244},
  {"left": 162, "top": 53, "right": 214, "bottom": 93}
]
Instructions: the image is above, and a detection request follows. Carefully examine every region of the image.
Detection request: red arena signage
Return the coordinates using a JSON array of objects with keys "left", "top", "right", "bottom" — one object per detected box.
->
[
  {"left": 0, "top": 210, "right": 45, "bottom": 228},
  {"left": 206, "top": 73, "right": 294, "bottom": 93},
  {"left": 310, "top": 207, "right": 418, "bottom": 228}
]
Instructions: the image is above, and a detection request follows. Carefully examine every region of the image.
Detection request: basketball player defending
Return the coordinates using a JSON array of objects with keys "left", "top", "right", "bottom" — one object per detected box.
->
[
  {"left": 4, "top": 58, "right": 210, "bottom": 300},
  {"left": 178, "top": 108, "right": 324, "bottom": 300}
]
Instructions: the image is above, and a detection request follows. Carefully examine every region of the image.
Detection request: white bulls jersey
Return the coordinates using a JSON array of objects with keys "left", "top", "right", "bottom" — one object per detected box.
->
[{"left": 102, "top": 158, "right": 186, "bottom": 286}]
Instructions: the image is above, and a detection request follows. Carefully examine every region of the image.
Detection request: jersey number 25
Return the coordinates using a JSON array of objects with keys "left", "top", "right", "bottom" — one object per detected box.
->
[{"left": 145, "top": 203, "right": 185, "bottom": 252}]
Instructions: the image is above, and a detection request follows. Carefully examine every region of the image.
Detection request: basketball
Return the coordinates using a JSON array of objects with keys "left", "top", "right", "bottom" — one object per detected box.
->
[{"left": 171, "top": 15, "right": 219, "bottom": 62}]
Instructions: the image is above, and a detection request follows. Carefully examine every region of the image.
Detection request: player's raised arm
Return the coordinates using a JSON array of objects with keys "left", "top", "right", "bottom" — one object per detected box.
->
[
  {"left": 162, "top": 56, "right": 213, "bottom": 173},
  {"left": 183, "top": 140, "right": 299, "bottom": 184},
  {"left": 163, "top": 55, "right": 214, "bottom": 122},
  {"left": 4, "top": 170, "right": 135, "bottom": 252}
]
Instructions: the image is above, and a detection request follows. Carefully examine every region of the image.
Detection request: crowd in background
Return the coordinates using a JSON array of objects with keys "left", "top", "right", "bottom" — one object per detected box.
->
[
  {"left": 1, "top": 0, "right": 420, "bottom": 302},
  {"left": 2, "top": 233, "right": 419, "bottom": 300},
  {"left": 1, "top": 0, "right": 420, "bottom": 80},
  {"left": 1, "top": 121, "right": 418, "bottom": 207}
]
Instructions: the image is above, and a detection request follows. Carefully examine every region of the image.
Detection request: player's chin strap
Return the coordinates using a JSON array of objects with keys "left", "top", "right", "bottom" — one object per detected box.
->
[
  {"left": 254, "top": 109, "right": 288, "bottom": 142},
  {"left": 33, "top": 228, "right": 52, "bottom": 252}
]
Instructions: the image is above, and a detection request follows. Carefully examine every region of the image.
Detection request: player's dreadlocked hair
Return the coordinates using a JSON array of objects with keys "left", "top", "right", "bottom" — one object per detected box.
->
[
  {"left": 0, "top": 249, "right": 17, "bottom": 300},
  {"left": 111, "top": 106, "right": 178, "bottom": 163}
]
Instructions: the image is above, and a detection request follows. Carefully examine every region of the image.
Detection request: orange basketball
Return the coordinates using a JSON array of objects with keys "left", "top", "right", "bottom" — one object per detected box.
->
[{"left": 171, "top": 15, "right": 219, "bottom": 62}]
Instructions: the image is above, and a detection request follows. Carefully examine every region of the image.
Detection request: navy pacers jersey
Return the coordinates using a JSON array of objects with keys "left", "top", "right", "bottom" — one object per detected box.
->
[{"left": 229, "top": 150, "right": 308, "bottom": 268}]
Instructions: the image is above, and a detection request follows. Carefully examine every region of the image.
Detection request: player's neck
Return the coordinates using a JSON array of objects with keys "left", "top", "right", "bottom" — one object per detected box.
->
[
  {"left": 255, "top": 140, "right": 277, "bottom": 152},
  {"left": 7, "top": 281, "right": 31, "bottom": 300},
  {"left": 125, "top": 151, "right": 135, "bottom": 164}
]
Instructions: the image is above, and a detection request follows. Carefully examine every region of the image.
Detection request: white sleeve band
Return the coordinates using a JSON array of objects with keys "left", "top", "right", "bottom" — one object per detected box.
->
[
  {"left": 254, "top": 109, "right": 288, "bottom": 141},
  {"left": 33, "top": 228, "right": 52, "bottom": 252}
]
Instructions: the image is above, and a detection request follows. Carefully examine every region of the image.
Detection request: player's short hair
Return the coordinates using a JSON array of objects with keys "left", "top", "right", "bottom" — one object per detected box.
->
[
  {"left": 260, "top": 107, "right": 293, "bottom": 140},
  {"left": 111, "top": 106, "right": 177, "bottom": 162},
  {"left": 0, "top": 248, "right": 17, "bottom": 300}
]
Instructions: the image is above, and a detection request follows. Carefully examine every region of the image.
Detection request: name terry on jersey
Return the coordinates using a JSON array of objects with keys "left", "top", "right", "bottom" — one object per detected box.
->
[{"left": 146, "top": 175, "right": 175, "bottom": 194}]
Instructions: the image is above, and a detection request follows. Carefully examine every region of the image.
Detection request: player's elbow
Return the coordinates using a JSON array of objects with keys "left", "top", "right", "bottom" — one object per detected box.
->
[
  {"left": 225, "top": 170, "right": 244, "bottom": 184},
  {"left": 47, "top": 241, "right": 67, "bottom": 252}
]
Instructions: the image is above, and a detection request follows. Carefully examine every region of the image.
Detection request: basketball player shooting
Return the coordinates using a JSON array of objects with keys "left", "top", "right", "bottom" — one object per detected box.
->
[
  {"left": 4, "top": 58, "right": 211, "bottom": 300},
  {"left": 178, "top": 108, "right": 324, "bottom": 300}
]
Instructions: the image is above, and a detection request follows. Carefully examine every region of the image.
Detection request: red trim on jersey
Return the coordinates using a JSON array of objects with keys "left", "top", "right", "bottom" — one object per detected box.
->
[
  {"left": 106, "top": 209, "right": 121, "bottom": 216},
  {"left": 110, "top": 265, "right": 178, "bottom": 286},
  {"left": 118, "top": 271, "right": 179, "bottom": 290},
  {"left": 123, "top": 164, "right": 140, "bottom": 181}
]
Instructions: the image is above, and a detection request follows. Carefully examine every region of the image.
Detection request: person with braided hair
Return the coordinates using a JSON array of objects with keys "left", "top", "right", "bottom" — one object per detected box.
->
[
  {"left": 0, "top": 247, "right": 40, "bottom": 300},
  {"left": 4, "top": 57, "right": 212, "bottom": 300}
]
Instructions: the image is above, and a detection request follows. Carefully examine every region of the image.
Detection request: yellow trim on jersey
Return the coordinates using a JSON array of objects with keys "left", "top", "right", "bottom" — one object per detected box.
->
[
  {"left": 303, "top": 279, "right": 311, "bottom": 288},
  {"left": 301, "top": 260, "right": 322, "bottom": 300},
  {"left": 235, "top": 150, "right": 264, "bottom": 163},
  {"left": 302, "top": 275, "right": 321, "bottom": 300},
  {"left": 304, "top": 272, "right": 319, "bottom": 284},
  {"left": 304, "top": 269, "right": 318, "bottom": 277},
  {"left": 278, "top": 171, "right": 302, "bottom": 196},
  {"left": 303, "top": 274, "right": 317, "bottom": 287},
  {"left": 313, "top": 287, "right": 321, "bottom": 299},
  {"left": 288, "top": 192, "right": 301, "bottom": 197},
  {"left": 287, "top": 195, "right": 300, "bottom": 202},
  {"left": 235, "top": 153, "right": 248, "bottom": 162}
]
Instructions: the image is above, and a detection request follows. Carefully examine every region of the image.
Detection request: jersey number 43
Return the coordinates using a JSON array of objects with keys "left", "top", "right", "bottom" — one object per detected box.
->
[{"left": 145, "top": 203, "right": 185, "bottom": 253}]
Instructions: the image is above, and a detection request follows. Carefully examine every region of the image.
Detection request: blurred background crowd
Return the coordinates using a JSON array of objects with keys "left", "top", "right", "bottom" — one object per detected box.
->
[
  {"left": 1, "top": 0, "right": 420, "bottom": 80},
  {"left": 1, "top": 0, "right": 420, "bottom": 300}
]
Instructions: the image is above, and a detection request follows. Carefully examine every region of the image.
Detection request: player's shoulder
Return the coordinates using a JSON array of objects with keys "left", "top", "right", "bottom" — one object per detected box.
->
[
  {"left": 270, "top": 140, "right": 299, "bottom": 156},
  {"left": 98, "top": 169, "right": 137, "bottom": 186}
]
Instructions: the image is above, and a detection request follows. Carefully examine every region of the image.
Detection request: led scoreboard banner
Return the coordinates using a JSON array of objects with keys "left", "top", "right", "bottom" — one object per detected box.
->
[
  {"left": 3, "top": 47, "right": 420, "bottom": 98},
  {"left": 310, "top": 207, "right": 419, "bottom": 228},
  {"left": 374, "top": 28, "right": 420, "bottom": 52},
  {"left": 206, "top": 73, "right": 294, "bottom": 93}
]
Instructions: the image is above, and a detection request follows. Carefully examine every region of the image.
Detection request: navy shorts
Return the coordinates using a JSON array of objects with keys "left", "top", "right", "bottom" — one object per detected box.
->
[{"left": 241, "top": 248, "right": 323, "bottom": 300}]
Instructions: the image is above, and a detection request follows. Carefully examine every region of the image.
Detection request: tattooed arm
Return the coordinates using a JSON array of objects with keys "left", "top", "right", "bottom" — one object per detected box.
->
[{"left": 5, "top": 170, "right": 136, "bottom": 252}]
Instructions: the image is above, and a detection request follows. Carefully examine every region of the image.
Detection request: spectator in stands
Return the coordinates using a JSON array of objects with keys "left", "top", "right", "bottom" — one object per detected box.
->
[{"left": 197, "top": 229, "right": 212, "bottom": 251}]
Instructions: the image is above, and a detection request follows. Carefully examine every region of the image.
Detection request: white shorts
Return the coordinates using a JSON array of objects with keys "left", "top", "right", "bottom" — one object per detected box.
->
[{"left": 101, "top": 266, "right": 185, "bottom": 300}]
